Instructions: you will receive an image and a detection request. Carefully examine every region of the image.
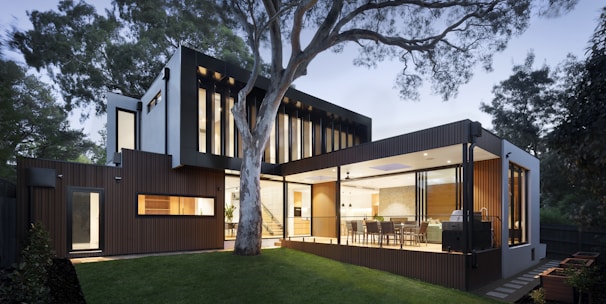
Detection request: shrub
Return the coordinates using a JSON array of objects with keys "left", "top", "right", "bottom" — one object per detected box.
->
[
  {"left": 0, "top": 222, "right": 55, "bottom": 304},
  {"left": 529, "top": 287, "right": 544, "bottom": 304}
]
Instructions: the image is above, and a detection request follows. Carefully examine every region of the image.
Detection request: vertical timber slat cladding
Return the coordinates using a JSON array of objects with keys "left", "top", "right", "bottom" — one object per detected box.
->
[
  {"left": 473, "top": 159, "right": 502, "bottom": 248},
  {"left": 281, "top": 240, "right": 484, "bottom": 290},
  {"left": 16, "top": 149, "right": 225, "bottom": 258}
]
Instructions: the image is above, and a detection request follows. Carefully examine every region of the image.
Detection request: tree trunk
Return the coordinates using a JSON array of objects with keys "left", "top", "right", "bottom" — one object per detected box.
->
[{"left": 233, "top": 144, "right": 263, "bottom": 255}]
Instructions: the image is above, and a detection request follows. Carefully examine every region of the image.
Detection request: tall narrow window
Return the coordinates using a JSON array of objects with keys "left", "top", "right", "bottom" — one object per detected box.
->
[
  {"left": 508, "top": 163, "right": 527, "bottom": 246},
  {"left": 314, "top": 121, "right": 323, "bottom": 155},
  {"left": 226, "top": 96, "right": 235, "bottom": 157},
  {"left": 198, "top": 88, "right": 207, "bottom": 153},
  {"left": 303, "top": 119, "right": 312, "bottom": 158},
  {"left": 325, "top": 126, "right": 333, "bottom": 152},
  {"left": 291, "top": 116, "right": 301, "bottom": 161},
  {"left": 69, "top": 188, "right": 103, "bottom": 251},
  {"left": 264, "top": 123, "right": 276, "bottom": 163},
  {"left": 333, "top": 128, "right": 340, "bottom": 151},
  {"left": 116, "top": 109, "right": 136, "bottom": 152},
  {"left": 278, "top": 113, "right": 289, "bottom": 163},
  {"left": 212, "top": 93, "right": 222, "bottom": 155}
]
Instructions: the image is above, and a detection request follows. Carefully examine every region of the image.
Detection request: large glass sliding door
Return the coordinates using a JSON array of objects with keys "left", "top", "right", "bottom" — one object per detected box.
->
[{"left": 69, "top": 188, "right": 103, "bottom": 252}]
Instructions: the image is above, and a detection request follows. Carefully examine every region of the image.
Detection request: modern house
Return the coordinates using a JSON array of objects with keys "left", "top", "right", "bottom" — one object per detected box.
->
[{"left": 11, "top": 46, "right": 542, "bottom": 290}]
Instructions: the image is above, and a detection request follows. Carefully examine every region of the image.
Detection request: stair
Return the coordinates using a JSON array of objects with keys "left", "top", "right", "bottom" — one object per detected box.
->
[{"left": 261, "top": 206, "right": 284, "bottom": 237}]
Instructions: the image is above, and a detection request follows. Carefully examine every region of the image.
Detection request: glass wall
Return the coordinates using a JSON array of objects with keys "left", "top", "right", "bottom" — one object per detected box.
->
[
  {"left": 225, "top": 176, "right": 285, "bottom": 239},
  {"left": 286, "top": 183, "right": 311, "bottom": 237}
]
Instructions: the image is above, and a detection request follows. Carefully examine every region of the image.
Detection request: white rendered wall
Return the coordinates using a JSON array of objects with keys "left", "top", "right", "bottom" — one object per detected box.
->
[{"left": 500, "top": 140, "right": 542, "bottom": 278}]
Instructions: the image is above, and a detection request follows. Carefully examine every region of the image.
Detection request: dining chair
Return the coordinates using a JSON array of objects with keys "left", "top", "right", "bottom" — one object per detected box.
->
[
  {"left": 352, "top": 220, "right": 366, "bottom": 243},
  {"left": 380, "top": 221, "right": 399, "bottom": 245},
  {"left": 365, "top": 220, "right": 380, "bottom": 244},
  {"left": 414, "top": 221, "right": 429, "bottom": 246},
  {"left": 345, "top": 220, "right": 354, "bottom": 243}
]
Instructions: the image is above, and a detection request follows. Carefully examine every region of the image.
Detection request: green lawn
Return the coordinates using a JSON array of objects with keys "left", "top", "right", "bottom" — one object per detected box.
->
[{"left": 75, "top": 248, "right": 498, "bottom": 304}]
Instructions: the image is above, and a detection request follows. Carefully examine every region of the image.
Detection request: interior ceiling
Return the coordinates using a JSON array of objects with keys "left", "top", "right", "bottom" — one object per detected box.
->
[{"left": 285, "top": 145, "right": 499, "bottom": 189}]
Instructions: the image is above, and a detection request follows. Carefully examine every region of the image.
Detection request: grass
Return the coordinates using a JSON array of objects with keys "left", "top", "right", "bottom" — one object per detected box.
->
[{"left": 75, "top": 248, "right": 498, "bottom": 304}]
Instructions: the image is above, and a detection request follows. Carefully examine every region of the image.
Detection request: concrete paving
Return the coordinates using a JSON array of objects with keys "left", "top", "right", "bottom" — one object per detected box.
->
[{"left": 472, "top": 259, "right": 560, "bottom": 303}]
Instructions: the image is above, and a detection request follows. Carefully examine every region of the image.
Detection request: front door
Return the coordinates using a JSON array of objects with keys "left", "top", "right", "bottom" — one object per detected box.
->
[{"left": 68, "top": 187, "right": 103, "bottom": 252}]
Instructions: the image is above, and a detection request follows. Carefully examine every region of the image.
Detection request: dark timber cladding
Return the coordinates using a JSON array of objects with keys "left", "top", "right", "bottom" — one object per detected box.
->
[
  {"left": 15, "top": 149, "right": 225, "bottom": 258},
  {"left": 281, "top": 119, "right": 502, "bottom": 175},
  {"left": 281, "top": 240, "right": 501, "bottom": 291}
]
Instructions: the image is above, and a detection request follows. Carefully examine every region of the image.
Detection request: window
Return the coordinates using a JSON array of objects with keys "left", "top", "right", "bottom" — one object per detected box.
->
[
  {"left": 69, "top": 188, "right": 103, "bottom": 251},
  {"left": 212, "top": 93, "right": 222, "bottom": 155},
  {"left": 116, "top": 109, "right": 135, "bottom": 152},
  {"left": 147, "top": 92, "right": 162, "bottom": 113},
  {"left": 137, "top": 194, "right": 215, "bottom": 216},
  {"left": 508, "top": 163, "right": 527, "bottom": 246},
  {"left": 198, "top": 88, "right": 207, "bottom": 153},
  {"left": 278, "top": 112, "right": 289, "bottom": 163},
  {"left": 303, "top": 119, "right": 312, "bottom": 158},
  {"left": 291, "top": 116, "right": 301, "bottom": 161}
]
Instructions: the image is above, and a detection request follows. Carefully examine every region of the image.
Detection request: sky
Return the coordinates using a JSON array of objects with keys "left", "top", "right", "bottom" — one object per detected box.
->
[{"left": 1, "top": 1, "right": 605, "bottom": 141}]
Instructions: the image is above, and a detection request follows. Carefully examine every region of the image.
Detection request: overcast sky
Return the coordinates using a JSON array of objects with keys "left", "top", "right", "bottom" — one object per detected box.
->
[{"left": 1, "top": 1, "right": 605, "bottom": 141}]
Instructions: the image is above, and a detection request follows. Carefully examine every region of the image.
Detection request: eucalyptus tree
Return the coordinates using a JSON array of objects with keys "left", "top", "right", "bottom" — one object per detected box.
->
[{"left": 220, "top": 0, "right": 578, "bottom": 255}]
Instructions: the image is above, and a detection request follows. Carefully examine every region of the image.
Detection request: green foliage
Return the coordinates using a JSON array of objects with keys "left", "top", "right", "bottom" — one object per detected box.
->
[
  {"left": 482, "top": 8, "right": 606, "bottom": 228},
  {"left": 565, "top": 264, "right": 606, "bottom": 304},
  {"left": 0, "top": 56, "right": 98, "bottom": 181},
  {"left": 10, "top": 0, "right": 254, "bottom": 114},
  {"left": 550, "top": 8, "right": 606, "bottom": 228},
  {"left": 225, "top": 204, "right": 236, "bottom": 222},
  {"left": 540, "top": 206, "right": 569, "bottom": 225},
  {"left": 529, "top": 287, "right": 545, "bottom": 304},
  {"left": 75, "top": 248, "right": 496, "bottom": 303},
  {"left": 480, "top": 52, "right": 561, "bottom": 158},
  {"left": 1, "top": 222, "right": 55, "bottom": 304}
]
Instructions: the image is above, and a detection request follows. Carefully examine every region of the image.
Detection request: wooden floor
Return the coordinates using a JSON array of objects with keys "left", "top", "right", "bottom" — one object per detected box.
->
[{"left": 286, "top": 236, "right": 445, "bottom": 253}]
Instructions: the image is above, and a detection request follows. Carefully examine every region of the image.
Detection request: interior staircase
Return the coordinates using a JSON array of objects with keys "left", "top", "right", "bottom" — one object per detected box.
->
[{"left": 261, "top": 204, "right": 283, "bottom": 237}]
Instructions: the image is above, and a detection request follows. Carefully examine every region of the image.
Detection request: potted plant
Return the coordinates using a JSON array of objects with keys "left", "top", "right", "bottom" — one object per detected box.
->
[
  {"left": 225, "top": 204, "right": 237, "bottom": 227},
  {"left": 540, "top": 267, "right": 574, "bottom": 303},
  {"left": 560, "top": 257, "right": 594, "bottom": 269}
]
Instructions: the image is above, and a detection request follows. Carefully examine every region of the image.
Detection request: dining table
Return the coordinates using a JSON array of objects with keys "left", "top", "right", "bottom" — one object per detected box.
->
[{"left": 397, "top": 223, "right": 420, "bottom": 246}]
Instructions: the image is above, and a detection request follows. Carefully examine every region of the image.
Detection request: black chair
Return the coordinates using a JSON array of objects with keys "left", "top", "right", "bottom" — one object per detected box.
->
[
  {"left": 365, "top": 221, "right": 381, "bottom": 244},
  {"left": 380, "top": 221, "right": 399, "bottom": 245}
]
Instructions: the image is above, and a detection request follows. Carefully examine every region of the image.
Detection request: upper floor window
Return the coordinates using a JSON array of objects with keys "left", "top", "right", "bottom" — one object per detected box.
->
[
  {"left": 147, "top": 92, "right": 162, "bottom": 113},
  {"left": 116, "top": 109, "right": 135, "bottom": 152}
]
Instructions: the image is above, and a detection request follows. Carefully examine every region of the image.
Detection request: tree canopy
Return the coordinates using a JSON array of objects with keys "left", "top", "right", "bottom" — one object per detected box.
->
[
  {"left": 481, "top": 52, "right": 560, "bottom": 158},
  {"left": 481, "top": 6, "right": 606, "bottom": 228},
  {"left": 10, "top": 0, "right": 254, "bottom": 114},
  {"left": 550, "top": 7, "right": 606, "bottom": 227},
  {"left": 0, "top": 51, "right": 96, "bottom": 181}
]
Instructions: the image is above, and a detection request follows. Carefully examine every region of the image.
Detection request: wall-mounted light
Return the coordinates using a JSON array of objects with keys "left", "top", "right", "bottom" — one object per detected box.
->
[
  {"left": 349, "top": 203, "right": 352, "bottom": 207},
  {"left": 506, "top": 152, "right": 512, "bottom": 158},
  {"left": 57, "top": 174, "right": 63, "bottom": 179},
  {"left": 114, "top": 176, "right": 122, "bottom": 183}
]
